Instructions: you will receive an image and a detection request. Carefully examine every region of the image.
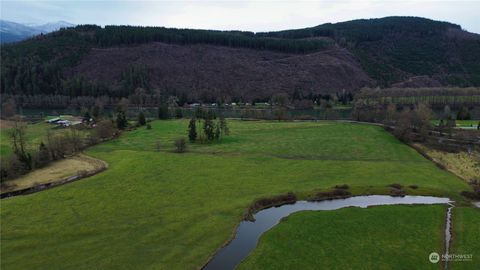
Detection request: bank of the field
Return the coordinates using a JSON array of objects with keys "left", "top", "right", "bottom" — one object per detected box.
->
[
  {"left": 0, "top": 120, "right": 472, "bottom": 269},
  {"left": 238, "top": 205, "right": 446, "bottom": 270},
  {"left": 0, "top": 154, "right": 107, "bottom": 194},
  {"left": 450, "top": 207, "right": 480, "bottom": 269},
  {"left": 414, "top": 144, "right": 480, "bottom": 182}
]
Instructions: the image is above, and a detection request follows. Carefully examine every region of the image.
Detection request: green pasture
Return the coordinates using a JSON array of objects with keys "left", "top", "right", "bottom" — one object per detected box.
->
[
  {"left": 450, "top": 207, "right": 480, "bottom": 270},
  {"left": 239, "top": 205, "right": 446, "bottom": 270},
  {"left": 0, "top": 122, "right": 53, "bottom": 157},
  {"left": 0, "top": 120, "right": 474, "bottom": 269}
]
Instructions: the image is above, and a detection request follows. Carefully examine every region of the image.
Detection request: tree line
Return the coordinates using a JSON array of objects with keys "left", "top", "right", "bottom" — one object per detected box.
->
[{"left": 355, "top": 87, "right": 480, "bottom": 109}]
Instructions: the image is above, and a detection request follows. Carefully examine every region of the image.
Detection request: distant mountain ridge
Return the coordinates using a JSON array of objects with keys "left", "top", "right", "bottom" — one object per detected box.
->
[
  {"left": 1, "top": 16, "right": 480, "bottom": 105},
  {"left": 0, "top": 20, "right": 74, "bottom": 43}
]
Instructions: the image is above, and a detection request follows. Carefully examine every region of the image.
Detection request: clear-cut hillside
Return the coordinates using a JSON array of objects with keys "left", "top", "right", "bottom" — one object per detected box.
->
[{"left": 69, "top": 42, "right": 373, "bottom": 101}]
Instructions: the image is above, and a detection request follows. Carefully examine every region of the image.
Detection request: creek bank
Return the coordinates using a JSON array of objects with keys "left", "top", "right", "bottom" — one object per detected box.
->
[{"left": 203, "top": 195, "right": 452, "bottom": 270}]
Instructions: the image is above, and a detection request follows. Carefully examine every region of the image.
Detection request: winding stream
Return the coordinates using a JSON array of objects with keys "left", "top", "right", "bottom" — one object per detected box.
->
[{"left": 203, "top": 195, "right": 452, "bottom": 270}]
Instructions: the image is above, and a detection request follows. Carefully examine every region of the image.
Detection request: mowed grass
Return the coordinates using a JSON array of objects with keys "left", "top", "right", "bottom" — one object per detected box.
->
[
  {"left": 239, "top": 205, "right": 446, "bottom": 270},
  {"left": 0, "top": 120, "right": 471, "bottom": 269},
  {"left": 451, "top": 207, "right": 480, "bottom": 270}
]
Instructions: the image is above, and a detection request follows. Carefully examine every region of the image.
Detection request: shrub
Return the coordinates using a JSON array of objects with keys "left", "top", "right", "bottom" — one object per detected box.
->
[
  {"left": 334, "top": 184, "right": 350, "bottom": 189},
  {"left": 249, "top": 192, "right": 297, "bottom": 214},
  {"left": 312, "top": 188, "right": 351, "bottom": 200},
  {"left": 95, "top": 120, "right": 116, "bottom": 139},
  {"left": 146, "top": 123, "right": 152, "bottom": 130},
  {"left": 34, "top": 142, "right": 51, "bottom": 168},
  {"left": 174, "top": 138, "right": 187, "bottom": 153},
  {"left": 116, "top": 110, "right": 128, "bottom": 129},
  {"left": 1, "top": 98, "right": 16, "bottom": 118},
  {"left": 457, "top": 106, "right": 471, "bottom": 120},
  {"left": 175, "top": 108, "right": 183, "bottom": 118},
  {"left": 138, "top": 112, "right": 146, "bottom": 126},
  {"left": 387, "top": 183, "right": 403, "bottom": 189},
  {"left": 390, "top": 188, "right": 406, "bottom": 197},
  {"left": 158, "top": 104, "right": 169, "bottom": 119}
]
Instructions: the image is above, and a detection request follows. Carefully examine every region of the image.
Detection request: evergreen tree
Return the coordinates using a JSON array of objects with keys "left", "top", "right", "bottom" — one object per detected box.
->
[
  {"left": 175, "top": 108, "right": 183, "bottom": 118},
  {"left": 36, "top": 142, "right": 51, "bottom": 168},
  {"left": 83, "top": 110, "right": 92, "bottom": 123},
  {"left": 457, "top": 106, "right": 471, "bottom": 120},
  {"left": 203, "top": 118, "right": 215, "bottom": 141},
  {"left": 194, "top": 107, "right": 205, "bottom": 119},
  {"left": 443, "top": 105, "right": 452, "bottom": 120},
  {"left": 206, "top": 109, "right": 216, "bottom": 120},
  {"left": 92, "top": 105, "right": 101, "bottom": 120},
  {"left": 219, "top": 116, "right": 229, "bottom": 135},
  {"left": 214, "top": 123, "right": 221, "bottom": 140},
  {"left": 116, "top": 110, "right": 128, "bottom": 130},
  {"left": 188, "top": 118, "right": 197, "bottom": 142},
  {"left": 158, "top": 104, "right": 169, "bottom": 119},
  {"left": 138, "top": 111, "right": 146, "bottom": 126}
]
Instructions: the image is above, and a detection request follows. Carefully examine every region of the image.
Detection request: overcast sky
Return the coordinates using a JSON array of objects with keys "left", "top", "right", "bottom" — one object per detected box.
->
[{"left": 1, "top": 0, "right": 479, "bottom": 33}]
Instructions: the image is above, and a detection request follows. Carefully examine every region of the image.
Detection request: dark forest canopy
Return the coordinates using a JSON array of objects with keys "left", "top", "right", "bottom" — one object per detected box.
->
[
  {"left": 259, "top": 17, "right": 480, "bottom": 87},
  {"left": 1, "top": 16, "right": 480, "bottom": 105},
  {"left": 256, "top": 17, "right": 462, "bottom": 40}
]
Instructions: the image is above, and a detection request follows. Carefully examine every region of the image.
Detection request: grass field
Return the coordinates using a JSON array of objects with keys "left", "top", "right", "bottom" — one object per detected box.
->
[
  {"left": 0, "top": 120, "right": 473, "bottom": 269},
  {"left": 451, "top": 207, "right": 480, "bottom": 270},
  {"left": 239, "top": 205, "right": 446, "bottom": 270},
  {"left": 0, "top": 120, "right": 53, "bottom": 157},
  {"left": 0, "top": 119, "right": 87, "bottom": 158}
]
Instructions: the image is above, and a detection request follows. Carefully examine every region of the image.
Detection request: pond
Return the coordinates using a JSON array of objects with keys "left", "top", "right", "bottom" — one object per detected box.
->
[{"left": 203, "top": 195, "right": 452, "bottom": 270}]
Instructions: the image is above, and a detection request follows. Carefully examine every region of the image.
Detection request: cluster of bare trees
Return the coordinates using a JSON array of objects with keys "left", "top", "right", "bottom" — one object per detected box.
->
[
  {"left": 355, "top": 87, "right": 480, "bottom": 109},
  {"left": 0, "top": 120, "right": 118, "bottom": 183},
  {"left": 390, "top": 104, "right": 433, "bottom": 142},
  {"left": 352, "top": 101, "right": 434, "bottom": 142}
]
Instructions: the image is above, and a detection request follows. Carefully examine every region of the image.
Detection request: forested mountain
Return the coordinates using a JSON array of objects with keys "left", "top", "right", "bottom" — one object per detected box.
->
[
  {"left": 1, "top": 16, "right": 479, "bottom": 108},
  {"left": 258, "top": 17, "right": 480, "bottom": 87}
]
